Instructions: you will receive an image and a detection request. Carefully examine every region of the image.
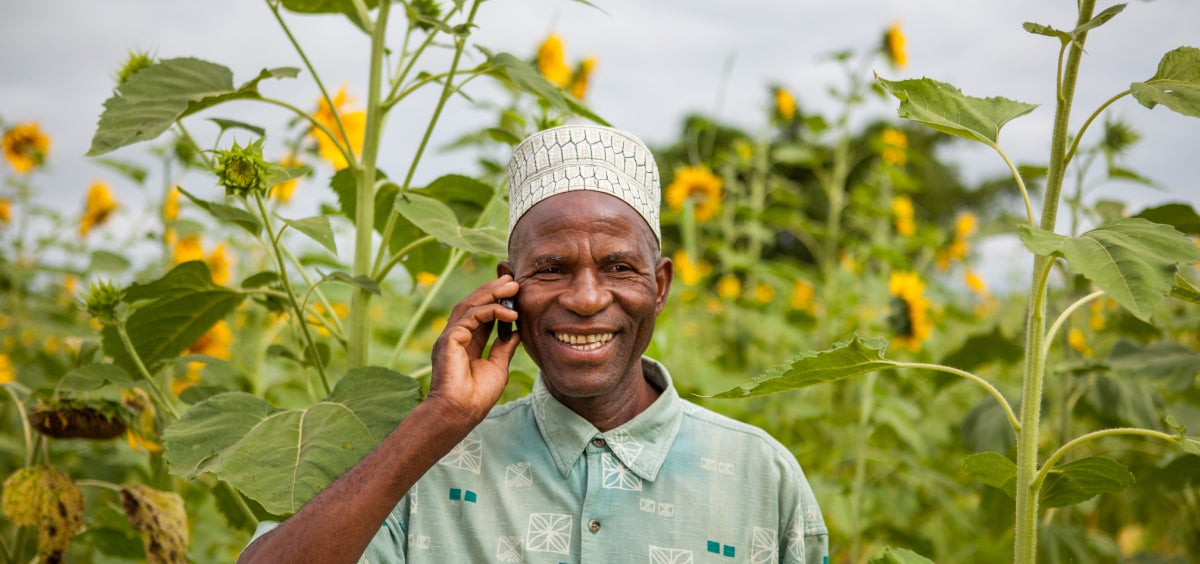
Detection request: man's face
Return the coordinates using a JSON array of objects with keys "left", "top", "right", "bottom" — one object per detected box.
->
[{"left": 500, "top": 191, "right": 672, "bottom": 405}]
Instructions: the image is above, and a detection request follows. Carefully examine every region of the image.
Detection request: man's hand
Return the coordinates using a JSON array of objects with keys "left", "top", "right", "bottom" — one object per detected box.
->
[{"left": 427, "top": 275, "right": 521, "bottom": 428}]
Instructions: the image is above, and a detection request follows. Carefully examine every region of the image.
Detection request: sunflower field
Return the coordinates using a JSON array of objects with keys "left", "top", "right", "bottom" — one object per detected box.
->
[{"left": 2, "top": 1, "right": 1200, "bottom": 562}]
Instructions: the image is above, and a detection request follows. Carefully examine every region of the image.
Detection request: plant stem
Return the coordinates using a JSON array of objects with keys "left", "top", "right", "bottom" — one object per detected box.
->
[
  {"left": 991, "top": 143, "right": 1036, "bottom": 226},
  {"left": 889, "top": 361, "right": 1020, "bottom": 433},
  {"left": 1014, "top": 5, "right": 1096, "bottom": 560},
  {"left": 849, "top": 371, "right": 877, "bottom": 563},
  {"left": 222, "top": 480, "right": 260, "bottom": 527},
  {"left": 76, "top": 479, "right": 123, "bottom": 493},
  {"left": 348, "top": 0, "right": 392, "bottom": 368},
  {"left": 280, "top": 245, "right": 346, "bottom": 338},
  {"left": 3, "top": 385, "right": 34, "bottom": 467},
  {"left": 374, "top": 235, "right": 437, "bottom": 282},
  {"left": 260, "top": 97, "right": 355, "bottom": 169},
  {"left": 1043, "top": 290, "right": 1104, "bottom": 358},
  {"left": 253, "top": 194, "right": 331, "bottom": 394},
  {"left": 388, "top": 248, "right": 465, "bottom": 369},
  {"left": 116, "top": 323, "right": 180, "bottom": 420},
  {"left": 1063, "top": 89, "right": 1131, "bottom": 166},
  {"left": 1031, "top": 427, "right": 1179, "bottom": 492}
]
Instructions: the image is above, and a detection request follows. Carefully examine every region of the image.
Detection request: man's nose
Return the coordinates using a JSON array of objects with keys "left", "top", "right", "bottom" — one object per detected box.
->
[{"left": 560, "top": 269, "right": 612, "bottom": 316}]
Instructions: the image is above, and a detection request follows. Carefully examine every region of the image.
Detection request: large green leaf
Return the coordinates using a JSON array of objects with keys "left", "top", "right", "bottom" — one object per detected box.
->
[
  {"left": 1134, "top": 202, "right": 1200, "bottom": 235},
  {"left": 1131, "top": 46, "right": 1200, "bottom": 118},
  {"left": 101, "top": 262, "right": 245, "bottom": 374},
  {"left": 56, "top": 364, "right": 135, "bottom": 393},
  {"left": 484, "top": 51, "right": 608, "bottom": 126},
  {"left": 88, "top": 58, "right": 298, "bottom": 156},
  {"left": 1107, "top": 339, "right": 1200, "bottom": 391},
  {"left": 876, "top": 76, "right": 1038, "bottom": 146},
  {"left": 708, "top": 335, "right": 892, "bottom": 399},
  {"left": 1018, "top": 218, "right": 1200, "bottom": 321},
  {"left": 162, "top": 366, "right": 420, "bottom": 515},
  {"left": 962, "top": 452, "right": 1017, "bottom": 497},
  {"left": 394, "top": 192, "right": 507, "bottom": 257},
  {"left": 1040, "top": 456, "right": 1134, "bottom": 508}
]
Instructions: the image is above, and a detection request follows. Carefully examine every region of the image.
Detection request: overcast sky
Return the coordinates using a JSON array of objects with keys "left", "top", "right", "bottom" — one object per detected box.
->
[{"left": 2, "top": 0, "right": 1197, "bottom": 287}]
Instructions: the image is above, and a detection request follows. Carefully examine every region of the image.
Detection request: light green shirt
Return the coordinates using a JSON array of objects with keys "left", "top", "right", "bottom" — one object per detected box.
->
[{"left": 249, "top": 358, "right": 828, "bottom": 563}]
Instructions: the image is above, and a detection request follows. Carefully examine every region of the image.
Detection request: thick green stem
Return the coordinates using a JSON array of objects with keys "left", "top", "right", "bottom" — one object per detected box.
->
[
  {"left": 1014, "top": 3, "right": 1095, "bottom": 560},
  {"left": 254, "top": 194, "right": 331, "bottom": 394},
  {"left": 347, "top": 0, "right": 392, "bottom": 368}
]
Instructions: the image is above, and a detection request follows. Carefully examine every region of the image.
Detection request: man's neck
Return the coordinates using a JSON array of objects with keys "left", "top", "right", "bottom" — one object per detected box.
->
[{"left": 546, "top": 366, "right": 662, "bottom": 432}]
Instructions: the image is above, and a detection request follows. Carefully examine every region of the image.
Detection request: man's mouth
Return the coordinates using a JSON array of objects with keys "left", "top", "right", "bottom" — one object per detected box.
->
[{"left": 554, "top": 332, "right": 614, "bottom": 351}]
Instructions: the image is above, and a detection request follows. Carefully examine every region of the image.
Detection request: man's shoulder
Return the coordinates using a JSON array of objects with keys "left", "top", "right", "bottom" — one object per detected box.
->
[{"left": 677, "top": 399, "right": 799, "bottom": 468}]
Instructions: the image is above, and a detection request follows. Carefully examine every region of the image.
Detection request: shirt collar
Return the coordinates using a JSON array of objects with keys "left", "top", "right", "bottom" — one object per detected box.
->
[{"left": 531, "top": 357, "right": 683, "bottom": 482}]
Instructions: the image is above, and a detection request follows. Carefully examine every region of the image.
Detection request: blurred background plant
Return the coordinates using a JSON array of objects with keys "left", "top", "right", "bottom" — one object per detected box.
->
[{"left": 2, "top": 1, "right": 1199, "bottom": 563}]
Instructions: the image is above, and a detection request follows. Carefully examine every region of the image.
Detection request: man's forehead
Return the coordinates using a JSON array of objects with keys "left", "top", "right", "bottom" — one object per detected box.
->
[{"left": 510, "top": 192, "right": 658, "bottom": 260}]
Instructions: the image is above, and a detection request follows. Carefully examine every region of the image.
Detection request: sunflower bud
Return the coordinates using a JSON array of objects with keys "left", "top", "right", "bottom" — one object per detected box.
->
[
  {"left": 410, "top": 0, "right": 442, "bottom": 32},
  {"left": 82, "top": 279, "right": 123, "bottom": 325},
  {"left": 114, "top": 50, "right": 155, "bottom": 87},
  {"left": 214, "top": 139, "right": 270, "bottom": 197}
]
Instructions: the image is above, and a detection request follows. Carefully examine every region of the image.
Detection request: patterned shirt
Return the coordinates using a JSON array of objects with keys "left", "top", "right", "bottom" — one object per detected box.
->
[{"left": 248, "top": 358, "right": 828, "bottom": 563}]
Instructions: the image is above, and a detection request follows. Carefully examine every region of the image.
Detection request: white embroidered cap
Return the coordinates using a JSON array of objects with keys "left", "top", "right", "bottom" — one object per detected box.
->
[{"left": 506, "top": 124, "right": 661, "bottom": 245}]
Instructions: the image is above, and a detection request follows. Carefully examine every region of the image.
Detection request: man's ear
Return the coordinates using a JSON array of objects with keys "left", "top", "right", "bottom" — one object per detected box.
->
[
  {"left": 497, "top": 261, "right": 514, "bottom": 279},
  {"left": 654, "top": 256, "right": 673, "bottom": 315}
]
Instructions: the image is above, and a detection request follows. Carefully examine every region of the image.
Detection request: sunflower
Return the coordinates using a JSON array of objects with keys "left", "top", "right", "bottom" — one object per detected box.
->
[
  {"left": 937, "top": 212, "right": 976, "bottom": 270},
  {"left": 964, "top": 269, "right": 988, "bottom": 296},
  {"left": 0, "top": 198, "right": 11, "bottom": 226},
  {"left": 880, "top": 128, "right": 908, "bottom": 166},
  {"left": 790, "top": 280, "right": 815, "bottom": 312},
  {"left": 1067, "top": 327, "right": 1092, "bottom": 358},
  {"left": 206, "top": 244, "right": 234, "bottom": 286},
  {"left": 172, "top": 234, "right": 204, "bottom": 264},
  {"left": 892, "top": 195, "right": 915, "bottom": 236},
  {"left": 716, "top": 274, "right": 741, "bottom": 300},
  {"left": 536, "top": 33, "right": 571, "bottom": 87},
  {"left": 774, "top": 87, "right": 797, "bottom": 121},
  {"left": 311, "top": 86, "right": 365, "bottom": 170},
  {"left": 79, "top": 182, "right": 118, "bottom": 236},
  {"left": 2, "top": 122, "right": 50, "bottom": 174},
  {"left": 884, "top": 21, "right": 908, "bottom": 68},
  {"left": 672, "top": 250, "right": 710, "bottom": 286},
  {"left": 569, "top": 57, "right": 597, "bottom": 99},
  {"left": 0, "top": 353, "right": 13, "bottom": 384},
  {"left": 666, "top": 166, "right": 723, "bottom": 222},
  {"left": 888, "top": 271, "right": 931, "bottom": 352},
  {"left": 752, "top": 283, "right": 775, "bottom": 304},
  {"left": 163, "top": 186, "right": 180, "bottom": 222}
]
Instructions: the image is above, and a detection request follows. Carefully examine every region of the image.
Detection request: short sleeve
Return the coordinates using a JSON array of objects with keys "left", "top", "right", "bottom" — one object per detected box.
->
[{"left": 781, "top": 466, "right": 829, "bottom": 564}]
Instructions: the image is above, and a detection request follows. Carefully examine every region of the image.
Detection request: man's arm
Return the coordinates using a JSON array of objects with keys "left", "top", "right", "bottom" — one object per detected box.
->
[{"left": 237, "top": 276, "right": 521, "bottom": 564}]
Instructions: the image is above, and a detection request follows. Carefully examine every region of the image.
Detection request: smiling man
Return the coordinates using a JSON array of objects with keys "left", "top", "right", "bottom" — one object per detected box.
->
[{"left": 239, "top": 125, "right": 827, "bottom": 564}]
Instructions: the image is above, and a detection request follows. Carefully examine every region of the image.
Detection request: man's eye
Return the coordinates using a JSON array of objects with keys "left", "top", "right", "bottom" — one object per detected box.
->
[
  {"left": 610, "top": 264, "right": 633, "bottom": 273},
  {"left": 537, "top": 267, "right": 562, "bottom": 275}
]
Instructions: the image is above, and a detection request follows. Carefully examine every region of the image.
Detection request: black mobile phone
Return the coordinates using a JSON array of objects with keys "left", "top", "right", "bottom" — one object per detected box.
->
[{"left": 498, "top": 297, "right": 517, "bottom": 341}]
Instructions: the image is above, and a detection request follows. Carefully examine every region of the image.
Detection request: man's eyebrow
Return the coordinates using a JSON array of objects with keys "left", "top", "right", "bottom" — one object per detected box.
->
[
  {"left": 530, "top": 255, "right": 565, "bottom": 268},
  {"left": 602, "top": 251, "right": 640, "bottom": 264}
]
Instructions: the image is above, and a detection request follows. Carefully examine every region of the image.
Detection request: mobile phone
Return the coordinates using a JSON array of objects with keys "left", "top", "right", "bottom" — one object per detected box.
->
[{"left": 498, "top": 297, "right": 517, "bottom": 341}]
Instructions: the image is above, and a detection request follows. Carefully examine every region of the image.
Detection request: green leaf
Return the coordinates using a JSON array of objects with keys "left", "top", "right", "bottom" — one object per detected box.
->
[
  {"left": 1022, "top": 22, "right": 1070, "bottom": 43},
  {"left": 1170, "top": 274, "right": 1200, "bottom": 305},
  {"left": 1040, "top": 456, "right": 1134, "bottom": 508},
  {"left": 321, "top": 270, "right": 381, "bottom": 296},
  {"left": 101, "top": 262, "right": 245, "bottom": 374},
  {"left": 708, "top": 335, "right": 893, "bottom": 399},
  {"left": 876, "top": 76, "right": 1038, "bottom": 146},
  {"left": 1134, "top": 202, "right": 1200, "bottom": 235},
  {"left": 486, "top": 52, "right": 608, "bottom": 126},
  {"left": 92, "top": 157, "right": 149, "bottom": 184},
  {"left": 1107, "top": 339, "right": 1200, "bottom": 391},
  {"left": 278, "top": 215, "right": 337, "bottom": 255},
  {"left": 870, "top": 547, "right": 936, "bottom": 564},
  {"left": 1106, "top": 166, "right": 1159, "bottom": 189},
  {"left": 1018, "top": 218, "right": 1200, "bottom": 320},
  {"left": 280, "top": 0, "right": 378, "bottom": 14},
  {"left": 1073, "top": 4, "right": 1127, "bottom": 35},
  {"left": 88, "top": 58, "right": 297, "bottom": 156},
  {"left": 266, "top": 162, "right": 311, "bottom": 188},
  {"left": 240, "top": 271, "right": 279, "bottom": 289},
  {"left": 1131, "top": 46, "right": 1200, "bottom": 118},
  {"left": 56, "top": 364, "right": 135, "bottom": 393},
  {"left": 90, "top": 250, "right": 132, "bottom": 273},
  {"left": 208, "top": 118, "right": 265, "bottom": 138},
  {"left": 394, "top": 192, "right": 507, "bottom": 257},
  {"left": 177, "top": 187, "right": 262, "bottom": 236},
  {"left": 162, "top": 366, "right": 420, "bottom": 515},
  {"left": 962, "top": 452, "right": 1017, "bottom": 497}
]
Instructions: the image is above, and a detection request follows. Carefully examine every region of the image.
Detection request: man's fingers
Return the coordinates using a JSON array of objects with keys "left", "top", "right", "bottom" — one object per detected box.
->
[
  {"left": 486, "top": 331, "right": 521, "bottom": 367},
  {"left": 446, "top": 277, "right": 518, "bottom": 321}
]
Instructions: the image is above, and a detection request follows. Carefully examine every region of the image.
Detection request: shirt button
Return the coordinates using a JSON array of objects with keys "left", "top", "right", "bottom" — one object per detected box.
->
[
  {"left": 588, "top": 519, "right": 601, "bottom": 533},
  {"left": 591, "top": 438, "right": 606, "bottom": 448}
]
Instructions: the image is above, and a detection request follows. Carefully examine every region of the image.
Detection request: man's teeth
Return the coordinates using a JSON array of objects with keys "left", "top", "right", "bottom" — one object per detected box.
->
[{"left": 555, "top": 332, "right": 613, "bottom": 350}]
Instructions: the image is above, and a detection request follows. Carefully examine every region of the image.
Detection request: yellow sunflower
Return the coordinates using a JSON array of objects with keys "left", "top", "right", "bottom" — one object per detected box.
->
[
  {"left": 672, "top": 250, "right": 711, "bottom": 286},
  {"left": 666, "top": 166, "right": 723, "bottom": 221},
  {"left": 163, "top": 186, "right": 180, "bottom": 222},
  {"left": 79, "top": 182, "right": 119, "bottom": 236},
  {"left": 716, "top": 274, "right": 741, "bottom": 300},
  {"left": 270, "top": 154, "right": 303, "bottom": 204},
  {"left": 884, "top": 21, "right": 908, "bottom": 68},
  {"left": 1067, "top": 327, "right": 1092, "bottom": 358},
  {"left": 206, "top": 244, "right": 234, "bottom": 286},
  {"left": 537, "top": 33, "right": 571, "bottom": 87},
  {"left": 2, "top": 122, "right": 50, "bottom": 173},
  {"left": 311, "top": 86, "right": 365, "bottom": 170},
  {"left": 790, "top": 280, "right": 814, "bottom": 313},
  {"left": 892, "top": 195, "right": 915, "bottom": 236},
  {"left": 569, "top": 57, "right": 597, "bottom": 99},
  {"left": 775, "top": 88, "right": 797, "bottom": 121},
  {"left": 888, "top": 271, "right": 931, "bottom": 351},
  {"left": 172, "top": 234, "right": 204, "bottom": 264},
  {"left": 0, "top": 198, "right": 11, "bottom": 226},
  {"left": 0, "top": 353, "right": 13, "bottom": 384},
  {"left": 880, "top": 128, "right": 908, "bottom": 166},
  {"left": 964, "top": 269, "right": 988, "bottom": 296}
]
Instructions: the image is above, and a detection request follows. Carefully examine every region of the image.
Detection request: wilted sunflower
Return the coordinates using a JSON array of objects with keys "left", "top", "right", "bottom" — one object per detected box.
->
[
  {"left": 666, "top": 165, "right": 723, "bottom": 221},
  {"left": 888, "top": 271, "right": 931, "bottom": 351},
  {"left": 311, "top": 87, "right": 366, "bottom": 170},
  {"left": 2, "top": 122, "right": 50, "bottom": 174},
  {"left": 79, "top": 181, "right": 118, "bottom": 236},
  {"left": 883, "top": 21, "right": 908, "bottom": 68},
  {"left": 537, "top": 33, "right": 571, "bottom": 87}
]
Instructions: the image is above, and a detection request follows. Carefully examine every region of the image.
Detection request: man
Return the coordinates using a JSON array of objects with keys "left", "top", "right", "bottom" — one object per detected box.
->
[{"left": 239, "top": 125, "right": 828, "bottom": 563}]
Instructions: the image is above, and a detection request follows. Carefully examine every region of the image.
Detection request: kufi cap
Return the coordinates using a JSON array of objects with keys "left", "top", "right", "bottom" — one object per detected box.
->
[{"left": 506, "top": 125, "right": 661, "bottom": 245}]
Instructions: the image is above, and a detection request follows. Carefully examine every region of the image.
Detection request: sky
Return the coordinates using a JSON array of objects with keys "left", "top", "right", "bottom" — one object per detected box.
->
[{"left": 2, "top": 0, "right": 1198, "bottom": 288}]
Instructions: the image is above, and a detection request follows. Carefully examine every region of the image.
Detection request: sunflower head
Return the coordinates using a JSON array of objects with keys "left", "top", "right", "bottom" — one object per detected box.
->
[
  {"left": 2, "top": 122, "right": 51, "bottom": 174},
  {"left": 888, "top": 271, "right": 931, "bottom": 351},
  {"left": 310, "top": 87, "right": 365, "bottom": 170},
  {"left": 774, "top": 87, "right": 797, "bottom": 121},
  {"left": 892, "top": 195, "right": 915, "bottom": 236},
  {"left": 408, "top": 0, "right": 442, "bottom": 32},
  {"left": 883, "top": 21, "right": 908, "bottom": 69},
  {"left": 79, "top": 182, "right": 119, "bottom": 236},
  {"left": 114, "top": 50, "right": 155, "bottom": 86},
  {"left": 215, "top": 139, "right": 270, "bottom": 197},
  {"left": 82, "top": 279, "right": 124, "bottom": 326},
  {"left": 569, "top": 57, "right": 598, "bottom": 99},
  {"left": 537, "top": 33, "right": 571, "bottom": 87},
  {"left": 665, "top": 165, "right": 723, "bottom": 222}
]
